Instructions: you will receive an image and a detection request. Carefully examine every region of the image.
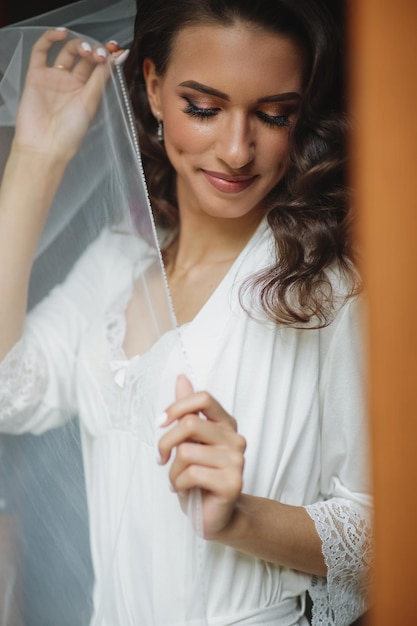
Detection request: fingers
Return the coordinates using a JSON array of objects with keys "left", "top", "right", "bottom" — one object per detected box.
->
[
  {"left": 28, "top": 29, "right": 128, "bottom": 82},
  {"left": 157, "top": 375, "right": 244, "bottom": 464},
  {"left": 158, "top": 411, "right": 246, "bottom": 465},
  {"left": 56, "top": 40, "right": 109, "bottom": 81},
  {"left": 165, "top": 377, "right": 238, "bottom": 429},
  {"left": 28, "top": 28, "right": 69, "bottom": 71},
  {"left": 27, "top": 29, "right": 109, "bottom": 88},
  {"left": 176, "top": 373, "right": 194, "bottom": 400},
  {"left": 54, "top": 37, "right": 95, "bottom": 72},
  {"left": 169, "top": 441, "right": 244, "bottom": 481},
  {"left": 172, "top": 464, "right": 244, "bottom": 498},
  {"left": 104, "top": 41, "right": 131, "bottom": 66},
  {"left": 157, "top": 380, "right": 246, "bottom": 535},
  {"left": 168, "top": 441, "right": 244, "bottom": 505},
  {"left": 29, "top": 29, "right": 105, "bottom": 75}
]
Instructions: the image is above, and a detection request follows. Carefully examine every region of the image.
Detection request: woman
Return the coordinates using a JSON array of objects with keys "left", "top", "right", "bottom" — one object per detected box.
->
[{"left": 0, "top": 0, "right": 371, "bottom": 624}]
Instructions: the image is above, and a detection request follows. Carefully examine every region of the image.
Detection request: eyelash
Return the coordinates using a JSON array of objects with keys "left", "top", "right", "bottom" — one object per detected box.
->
[
  {"left": 181, "top": 96, "right": 291, "bottom": 128},
  {"left": 256, "top": 111, "right": 291, "bottom": 128},
  {"left": 182, "top": 97, "right": 219, "bottom": 119}
]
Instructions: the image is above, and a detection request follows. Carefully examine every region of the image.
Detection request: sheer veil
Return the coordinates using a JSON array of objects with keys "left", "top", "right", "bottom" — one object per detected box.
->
[{"left": 0, "top": 2, "right": 208, "bottom": 624}]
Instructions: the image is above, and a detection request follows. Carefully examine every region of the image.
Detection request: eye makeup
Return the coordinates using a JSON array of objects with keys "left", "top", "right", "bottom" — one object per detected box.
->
[
  {"left": 181, "top": 96, "right": 219, "bottom": 119},
  {"left": 180, "top": 93, "right": 298, "bottom": 129},
  {"left": 177, "top": 77, "right": 301, "bottom": 127}
]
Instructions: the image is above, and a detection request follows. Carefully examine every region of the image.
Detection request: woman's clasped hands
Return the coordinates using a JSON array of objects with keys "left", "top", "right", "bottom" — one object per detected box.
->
[
  {"left": 157, "top": 375, "right": 247, "bottom": 540},
  {"left": 13, "top": 28, "right": 129, "bottom": 164}
]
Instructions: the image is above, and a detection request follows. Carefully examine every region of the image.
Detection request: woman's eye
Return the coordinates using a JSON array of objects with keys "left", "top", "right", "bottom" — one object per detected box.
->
[
  {"left": 256, "top": 111, "right": 291, "bottom": 128},
  {"left": 182, "top": 96, "right": 219, "bottom": 119}
]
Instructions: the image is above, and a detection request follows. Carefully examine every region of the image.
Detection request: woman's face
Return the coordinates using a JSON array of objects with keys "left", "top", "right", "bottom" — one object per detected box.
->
[{"left": 144, "top": 22, "right": 305, "bottom": 222}]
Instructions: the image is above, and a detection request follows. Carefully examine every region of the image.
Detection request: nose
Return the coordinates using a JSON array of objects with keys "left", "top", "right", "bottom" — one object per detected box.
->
[{"left": 215, "top": 113, "right": 255, "bottom": 170}]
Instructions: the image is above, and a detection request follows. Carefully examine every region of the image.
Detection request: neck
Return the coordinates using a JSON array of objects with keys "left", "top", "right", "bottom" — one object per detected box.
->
[{"left": 166, "top": 208, "right": 263, "bottom": 272}]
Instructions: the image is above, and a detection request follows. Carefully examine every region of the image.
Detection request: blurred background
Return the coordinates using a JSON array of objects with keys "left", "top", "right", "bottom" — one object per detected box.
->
[{"left": 0, "top": 0, "right": 79, "bottom": 25}]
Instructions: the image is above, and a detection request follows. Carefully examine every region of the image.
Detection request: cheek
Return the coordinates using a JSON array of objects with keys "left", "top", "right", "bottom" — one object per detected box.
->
[
  {"left": 164, "top": 112, "right": 212, "bottom": 158},
  {"left": 264, "top": 135, "right": 291, "bottom": 177}
]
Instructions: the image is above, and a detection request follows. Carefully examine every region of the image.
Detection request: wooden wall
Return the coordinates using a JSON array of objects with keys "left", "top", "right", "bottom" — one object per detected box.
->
[{"left": 350, "top": 1, "right": 417, "bottom": 622}]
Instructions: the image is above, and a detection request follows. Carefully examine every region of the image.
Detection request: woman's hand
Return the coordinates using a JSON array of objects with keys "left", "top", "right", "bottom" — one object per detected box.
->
[
  {"left": 13, "top": 29, "right": 114, "bottom": 163},
  {"left": 157, "top": 375, "right": 247, "bottom": 540}
]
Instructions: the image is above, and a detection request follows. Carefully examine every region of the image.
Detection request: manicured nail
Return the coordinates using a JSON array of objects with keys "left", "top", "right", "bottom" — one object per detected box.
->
[
  {"left": 56, "top": 27, "right": 67, "bottom": 32},
  {"left": 106, "top": 41, "right": 120, "bottom": 54},
  {"left": 155, "top": 411, "right": 168, "bottom": 428},
  {"left": 96, "top": 47, "right": 107, "bottom": 58},
  {"left": 81, "top": 41, "right": 92, "bottom": 53},
  {"left": 114, "top": 49, "right": 130, "bottom": 66}
]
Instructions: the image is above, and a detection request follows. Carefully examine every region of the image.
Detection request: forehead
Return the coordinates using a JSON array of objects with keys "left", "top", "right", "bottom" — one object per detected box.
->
[{"left": 164, "top": 22, "right": 305, "bottom": 96}]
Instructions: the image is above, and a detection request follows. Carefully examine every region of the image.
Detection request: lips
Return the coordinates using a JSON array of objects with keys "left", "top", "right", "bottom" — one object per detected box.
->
[{"left": 201, "top": 169, "right": 257, "bottom": 194}]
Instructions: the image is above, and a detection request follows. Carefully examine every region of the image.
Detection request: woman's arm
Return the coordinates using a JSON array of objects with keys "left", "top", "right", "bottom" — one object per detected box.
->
[
  {"left": 0, "top": 28, "right": 111, "bottom": 358},
  {"left": 157, "top": 375, "right": 327, "bottom": 577},
  {"left": 212, "top": 493, "right": 326, "bottom": 576},
  {"left": 0, "top": 149, "right": 68, "bottom": 354}
]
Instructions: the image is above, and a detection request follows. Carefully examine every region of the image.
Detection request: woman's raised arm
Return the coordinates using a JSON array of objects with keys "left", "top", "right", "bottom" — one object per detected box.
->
[{"left": 0, "top": 28, "right": 111, "bottom": 358}]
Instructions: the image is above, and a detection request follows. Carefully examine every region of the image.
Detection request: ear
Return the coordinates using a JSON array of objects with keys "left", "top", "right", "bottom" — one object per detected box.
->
[{"left": 143, "top": 58, "right": 162, "bottom": 118}]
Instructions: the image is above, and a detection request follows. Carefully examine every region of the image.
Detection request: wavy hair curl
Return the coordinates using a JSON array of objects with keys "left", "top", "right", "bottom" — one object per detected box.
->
[{"left": 124, "top": 0, "right": 357, "bottom": 327}]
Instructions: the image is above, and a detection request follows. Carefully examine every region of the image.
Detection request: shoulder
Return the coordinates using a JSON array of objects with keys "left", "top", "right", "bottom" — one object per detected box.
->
[
  {"left": 318, "top": 292, "right": 365, "bottom": 374},
  {"left": 70, "top": 224, "right": 155, "bottom": 282},
  {"left": 35, "top": 225, "right": 156, "bottom": 320}
]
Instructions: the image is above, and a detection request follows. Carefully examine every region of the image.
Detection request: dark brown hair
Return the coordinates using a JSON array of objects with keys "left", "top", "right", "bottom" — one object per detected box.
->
[{"left": 124, "top": 0, "right": 357, "bottom": 327}]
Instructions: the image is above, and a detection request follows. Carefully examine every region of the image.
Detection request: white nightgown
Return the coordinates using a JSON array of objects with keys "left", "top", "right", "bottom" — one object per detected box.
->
[{"left": 0, "top": 221, "right": 372, "bottom": 625}]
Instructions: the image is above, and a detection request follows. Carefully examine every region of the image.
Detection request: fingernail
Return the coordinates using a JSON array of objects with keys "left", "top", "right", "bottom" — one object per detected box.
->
[
  {"left": 169, "top": 483, "right": 176, "bottom": 493},
  {"left": 81, "top": 41, "right": 92, "bottom": 53},
  {"left": 56, "top": 27, "right": 67, "bottom": 32},
  {"left": 155, "top": 411, "right": 168, "bottom": 428},
  {"left": 106, "top": 41, "right": 120, "bottom": 54},
  {"left": 96, "top": 47, "right": 107, "bottom": 58},
  {"left": 114, "top": 49, "right": 130, "bottom": 66},
  {"left": 156, "top": 448, "right": 162, "bottom": 465}
]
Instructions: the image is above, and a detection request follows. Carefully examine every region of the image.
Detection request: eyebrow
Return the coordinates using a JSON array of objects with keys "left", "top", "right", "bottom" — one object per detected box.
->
[{"left": 178, "top": 80, "right": 301, "bottom": 103}]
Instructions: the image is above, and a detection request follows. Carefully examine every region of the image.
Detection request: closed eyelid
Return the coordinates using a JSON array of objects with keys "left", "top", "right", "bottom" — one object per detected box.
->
[
  {"left": 180, "top": 94, "right": 296, "bottom": 127},
  {"left": 181, "top": 97, "right": 219, "bottom": 120},
  {"left": 181, "top": 93, "right": 220, "bottom": 108},
  {"left": 256, "top": 111, "right": 290, "bottom": 127},
  {"left": 257, "top": 105, "right": 298, "bottom": 123}
]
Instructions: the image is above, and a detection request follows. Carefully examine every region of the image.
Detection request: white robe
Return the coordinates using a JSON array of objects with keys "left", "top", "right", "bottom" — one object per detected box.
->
[{"left": 0, "top": 221, "right": 372, "bottom": 625}]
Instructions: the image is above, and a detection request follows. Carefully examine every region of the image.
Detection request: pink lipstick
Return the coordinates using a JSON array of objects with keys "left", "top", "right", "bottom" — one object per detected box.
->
[{"left": 201, "top": 170, "right": 257, "bottom": 194}]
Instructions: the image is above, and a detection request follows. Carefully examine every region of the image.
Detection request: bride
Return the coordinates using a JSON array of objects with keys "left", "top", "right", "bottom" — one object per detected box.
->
[{"left": 0, "top": 0, "right": 371, "bottom": 624}]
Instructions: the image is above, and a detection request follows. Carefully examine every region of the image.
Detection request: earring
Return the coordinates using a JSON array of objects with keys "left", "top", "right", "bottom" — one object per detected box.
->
[{"left": 156, "top": 112, "right": 164, "bottom": 142}]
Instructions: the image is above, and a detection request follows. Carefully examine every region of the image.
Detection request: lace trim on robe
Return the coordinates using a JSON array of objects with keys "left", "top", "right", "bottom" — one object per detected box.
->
[
  {"left": 0, "top": 337, "right": 48, "bottom": 426},
  {"left": 305, "top": 498, "right": 373, "bottom": 626},
  {"left": 103, "top": 284, "right": 152, "bottom": 432}
]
